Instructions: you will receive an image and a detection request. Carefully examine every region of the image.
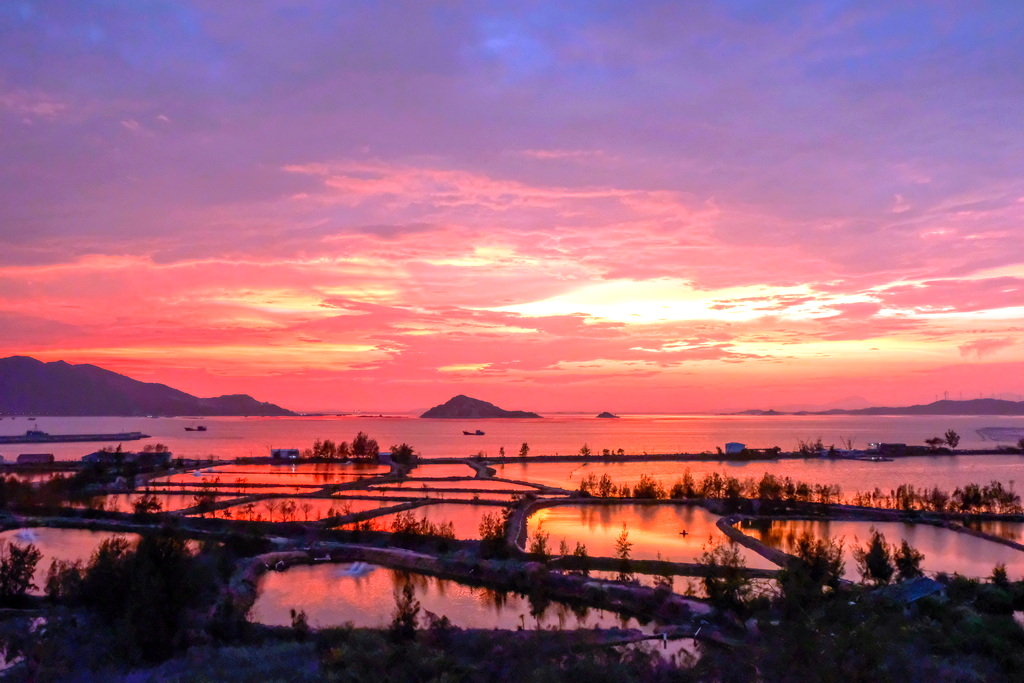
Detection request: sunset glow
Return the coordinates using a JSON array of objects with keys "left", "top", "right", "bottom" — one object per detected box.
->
[{"left": 2, "top": 2, "right": 1022, "bottom": 412}]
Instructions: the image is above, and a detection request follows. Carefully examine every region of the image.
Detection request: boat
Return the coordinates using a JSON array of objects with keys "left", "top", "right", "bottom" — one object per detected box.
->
[
  {"left": 463, "top": 429, "right": 485, "bottom": 436},
  {"left": 0, "top": 429, "right": 150, "bottom": 444},
  {"left": 184, "top": 425, "right": 208, "bottom": 432}
]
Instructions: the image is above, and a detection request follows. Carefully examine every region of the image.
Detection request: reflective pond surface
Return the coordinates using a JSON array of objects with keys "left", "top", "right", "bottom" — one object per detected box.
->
[
  {"left": 254, "top": 564, "right": 653, "bottom": 631},
  {"left": 365, "top": 503, "right": 498, "bottom": 539},
  {"left": 494, "top": 456, "right": 1024, "bottom": 504},
  {"left": 73, "top": 493, "right": 205, "bottom": 513},
  {"left": 527, "top": 503, "right": 777, "bottom": 569},
  {"left": 203, "top": 496, "right": 389, "bottom": 521},
  {"left": 740, "top": 519, "right": 1024, "bottom": 579},
  {"left": 964, "top": 520, "right": 1024, "bottom": 545},
  {"left": 0, "top": 527, "right": 140, "bottom": 595}
]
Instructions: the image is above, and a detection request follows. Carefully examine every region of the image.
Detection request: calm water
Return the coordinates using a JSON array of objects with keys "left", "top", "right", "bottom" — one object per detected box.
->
[
  {"left": 364, "top": 503, "right": 498, "bottom": 539},
  {"left": 253, "top": 564, "right": 650, "bottom": 631},
  {"left": 3, "top": 414, "right": 1022, "bottom": 462},
  {"left": 527, "top": 503, "right": 777, "bottom": 569},
  {"left": 495, "top": 456, "right": 1024, "bottom": 501},
  {"left": 0, "top": 528, "right": 139, "bottom": 595},
  {"left": 205, "top": 496, "right": 388, "bottom": 521},
  {"left": 965, "top": 520, "right": 1024, "bottom": 545},
  {"left": 740, "top": 519, "right": 1024, "bottom": 579},
  {"left": 74, "top": 493, "right": 201, "bottom": 513}
]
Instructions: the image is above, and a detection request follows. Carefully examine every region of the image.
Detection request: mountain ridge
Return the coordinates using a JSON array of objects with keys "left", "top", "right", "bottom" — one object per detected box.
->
[
  {"left": 0, "top": 356, "right": 295, "bottom": 416},
  {"left": 420, "top": 395, "right": 541, "bottom": 419},
  {"left": 730, "top": 398, "right": 1024, "bottom": 417}
]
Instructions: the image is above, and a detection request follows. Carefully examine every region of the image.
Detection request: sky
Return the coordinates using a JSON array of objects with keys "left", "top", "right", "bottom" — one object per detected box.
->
[{"left": 1, "top": 1, "right": 1023, "bottom": 413}]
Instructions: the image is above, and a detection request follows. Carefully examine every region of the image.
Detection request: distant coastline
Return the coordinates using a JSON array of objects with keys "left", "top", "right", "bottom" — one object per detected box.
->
[{"left": 729, "top": 398, "right": 1024, "bottom": 417}]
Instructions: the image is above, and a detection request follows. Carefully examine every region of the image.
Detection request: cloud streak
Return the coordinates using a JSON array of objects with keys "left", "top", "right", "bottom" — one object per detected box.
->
[{"left": 1, "top": 2, "right": 1023, "bottom": 411}]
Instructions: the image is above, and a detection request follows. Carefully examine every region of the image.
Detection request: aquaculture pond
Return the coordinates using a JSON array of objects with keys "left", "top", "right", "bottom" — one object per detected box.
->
[
  {"left": 527, "top": 503, "right": 777, "bottom": 569},
  {"left": 72, "top": 493, "right": 205, "bottom": 513},
  {"left": 200, "top": 496, "right": 390, "bottom": 521},
  {"left": 410, "top": 463, "right": 479, "bottom": 478},
  {"left": 963, "top": 520, "right": 1024, "bottom": 545},
  {"left": 254, "top": 564, "right": 655, "bottom": 631},
  {"left": 151, "top": 470, "right": 382, "bottom": 487},
  {"left": 491, "top": 456, "right": 1024, "bottom": 505},
  {"left": 739, "top": 519, "right": 1024, "bottom": 579},
  {"left": 362, "top": 503, "right": 500, "bottom": 539},
  {"left": 0, "top": 527, "right": 140, "bottom": 596}
]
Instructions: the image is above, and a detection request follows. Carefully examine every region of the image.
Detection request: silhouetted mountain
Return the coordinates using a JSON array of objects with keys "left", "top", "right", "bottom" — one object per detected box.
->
[
  {"left": 0, "top": 356, "right": 295, "bottom": 416},
  {"left": 730, "top": 398, "right": 1024, "bottom": 417},
  {"left": 420, "top": 395, "right": 541, "bottom": 419}
]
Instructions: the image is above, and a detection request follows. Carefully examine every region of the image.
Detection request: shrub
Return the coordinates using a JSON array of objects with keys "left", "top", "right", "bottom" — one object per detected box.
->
[{"left": 0, "top": 540, "right": 42, "bottom": 602}]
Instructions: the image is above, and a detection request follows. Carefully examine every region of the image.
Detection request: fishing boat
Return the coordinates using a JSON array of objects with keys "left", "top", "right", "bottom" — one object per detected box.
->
[
  {"left": 462, "top": 429, "right": 485, "bottom": 436},
  {"left": 184, "top": 425, "right": 208, "bottom": 432}
]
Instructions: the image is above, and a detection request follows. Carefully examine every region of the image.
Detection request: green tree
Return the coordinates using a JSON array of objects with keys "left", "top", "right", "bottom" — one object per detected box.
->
[
  {"left": 389, "top": 443, "right": 416, "bottom": 465},
  {"left": 699, "top": 541, "right": 752, "bottom": 613},
  {"left": 778, "top": 532, "right": 845, "bottom": 609},
  {"left": 132, "top": 493, "right": 163, "bottom": 515},
  {"left": 944, "top": 429, "right": 961, "bottom": 449},
  {"left": 478, "top": 511, "right": 507, "bottom": 558},
  {"left": 572, "top": 542, "right": 590, "bottom": 576},
  {"left": 894, "top": 540, "right": 925, "bottom": 582},
  {"left": 529, "top": 527, "right": 550, "bottom": 562},
  {"left": 519, "top": 442, "right": 530, "bottom": 458},
  {"left": 579, "top": 443, "right": 591, "bottom": 457},
  {"left": 991, "top": 562, "right": 1009, "bottom": 587},
  {"left": 615, "top": 523, "right": 633, "bottom": 581},
  {"left": 390, "top": 581, "right": 420, "bottom": 642},
  {"left": 0, "top": 540, "right": 42, "bottom": 602},
  {"left": 351, "top": 432, "right": 380, "bottom": 459},
  {"left": 853, "top": 528, "right": 894, "bottom": 586}
]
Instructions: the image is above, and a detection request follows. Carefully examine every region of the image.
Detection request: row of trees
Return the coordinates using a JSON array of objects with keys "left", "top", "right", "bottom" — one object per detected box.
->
[
  {"left": 925, "top": 429, "right": 962, "bottom": 451},
  {"left": 577, "top": 470, "right": 844, "bottom": 505},
  {"left": 303, "top": 432, "right": 381, "bottom": 460},
  {"left": 574, "top": 468, "right": 1022, "bottom": 514},
  {"left": 849, "top": 480, "right": 1021, "bottom": 514},
  {"left": 700, "top": 527, "right": 928, "bottom": 615}
]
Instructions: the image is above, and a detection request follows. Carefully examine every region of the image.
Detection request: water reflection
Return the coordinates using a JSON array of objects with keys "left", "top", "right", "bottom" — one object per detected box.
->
[
  {"left": 369, "top": 504, "right": 497, "bottom": 539},
  {"left": 528, "top": 504, "right": 776, "bottom": 569},
  {"left": 964, "top": 520, "right": 1024, "bottom": 544},
  {"left": 741, "top": 519, "right": 1024, "bottom": 578},
  {"left": 253, "top": 564, "right": 645, "bottom": 631},
  {"left": 0, "top": 528, "right": 140, "bottom": 596},
  {"left": 495, "top": 456, "right": 1024, "bottom": 506},
  {"left": 205, "top": 496, "right": 387, "bottom": 521}
]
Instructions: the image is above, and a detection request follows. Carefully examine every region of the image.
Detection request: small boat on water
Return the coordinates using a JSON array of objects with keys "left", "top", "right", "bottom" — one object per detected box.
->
[
  {"left": 184, "top": 425, "right": 208, "bottom": 432},
  {"left": 463, "top": 429, "right": 485, "bottom": 436}
]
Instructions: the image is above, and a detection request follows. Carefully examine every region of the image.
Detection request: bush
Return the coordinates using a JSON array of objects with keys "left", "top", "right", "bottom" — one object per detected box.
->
[{"left": 0, "top": 540, "right": 42, "bottom": 603}]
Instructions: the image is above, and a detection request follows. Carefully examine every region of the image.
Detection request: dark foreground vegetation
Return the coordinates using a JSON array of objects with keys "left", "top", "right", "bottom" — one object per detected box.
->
[{"left": 1, "top": 445, "right": 1024, "bottom": 680}]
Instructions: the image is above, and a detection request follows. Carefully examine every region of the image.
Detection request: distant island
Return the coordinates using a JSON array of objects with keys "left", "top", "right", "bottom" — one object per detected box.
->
[
  {"left": 0, "top": 356, "right": 295, "bottom": 417},
  {"left": 730, "top": 398, "right": 1024, "bottom": 417},
  {"left": 420, "top": 395, "right": 541, "bottom": 419},
  {"left": 596, "top": 411, "right": 619, "bottom": 418}
]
